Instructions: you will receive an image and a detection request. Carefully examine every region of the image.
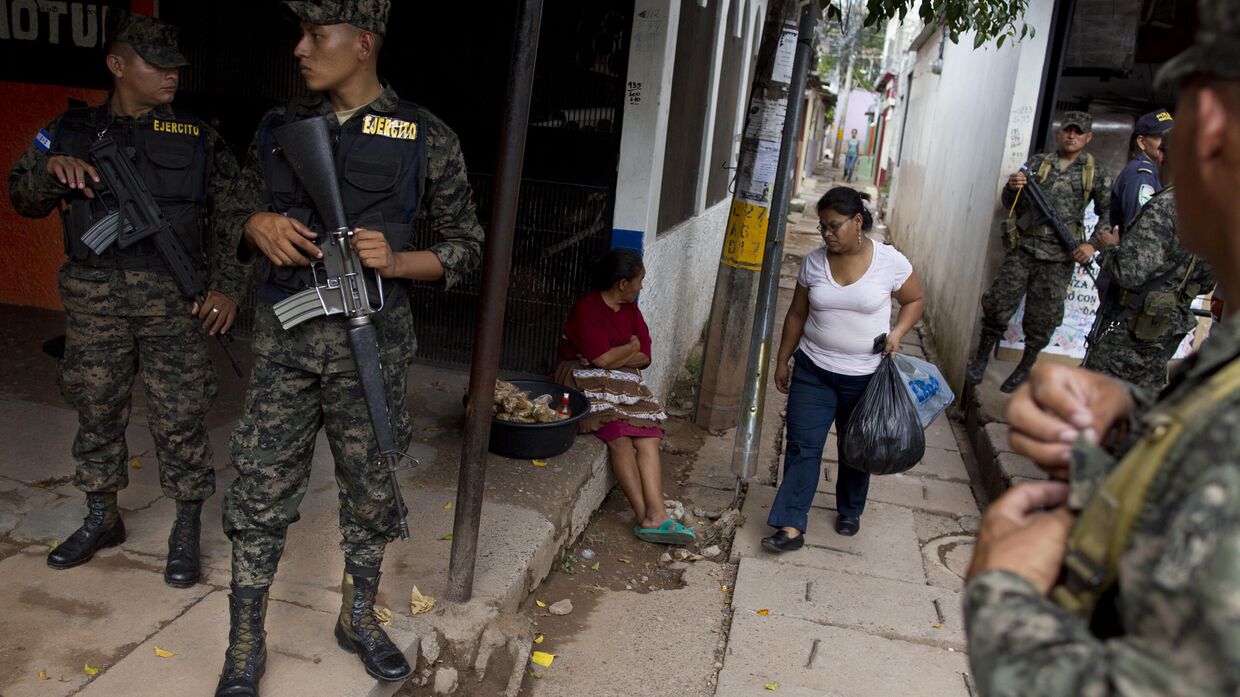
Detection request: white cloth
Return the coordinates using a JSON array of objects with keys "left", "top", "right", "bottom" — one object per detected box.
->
[{"left": 796, "top": 241, "right": 913, "bottom": 376}]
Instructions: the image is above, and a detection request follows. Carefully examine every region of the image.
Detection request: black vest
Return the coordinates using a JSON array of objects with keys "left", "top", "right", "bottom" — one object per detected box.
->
[
  {"left": 257, "top": 100, "right": 428, "bottom": 302},
  {"left": 53, "top": 105, "right": 210, "bottom": 271}
]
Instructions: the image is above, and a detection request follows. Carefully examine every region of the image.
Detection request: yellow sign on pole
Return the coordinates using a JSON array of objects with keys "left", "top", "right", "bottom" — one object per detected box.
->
[{"left": 722, "top": 199, "right": 769, "bottom": 271}]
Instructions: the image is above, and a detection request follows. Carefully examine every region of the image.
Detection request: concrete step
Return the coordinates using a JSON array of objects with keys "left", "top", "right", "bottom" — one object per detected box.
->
[{"left": 714, "top": 612, "right": 971, "bottom": 697}]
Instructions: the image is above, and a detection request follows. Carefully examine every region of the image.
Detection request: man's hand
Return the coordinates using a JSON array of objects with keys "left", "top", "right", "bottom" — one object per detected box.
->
[
  {"left": 1096, "top": 225, "right": 1119, "bottom": 249},
  {"left": 1072, "top": 243, "right": 1096, "bottom": 264},
  {"left": 191, "top": 291, "right": 238, "bottom": 336},
  {"left": 352, "top": 228, "right": 400, "bottom": 278},
  {"left": 966, "top": 481, "right": 1074, "bottom": 595},
  {"left": 1006, "top": 363, "right": 1135, "bottom": 477},
  {"left": 244, "top": 212, "right": 320, "bottom": 267},
  {"left": 774, "top": 359, "right": 792, "bottom": 394},
  {"left": 1007, "top": 172, "right": 1028, "bottom": 191},
  {"left": 47, "top": 155, "right": 99, "bottom": 198}
]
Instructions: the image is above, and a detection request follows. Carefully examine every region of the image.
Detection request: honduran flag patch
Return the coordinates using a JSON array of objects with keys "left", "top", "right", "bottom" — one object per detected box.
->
[{"left": 34, "top": 129, "right": 53, "bottom": 153}]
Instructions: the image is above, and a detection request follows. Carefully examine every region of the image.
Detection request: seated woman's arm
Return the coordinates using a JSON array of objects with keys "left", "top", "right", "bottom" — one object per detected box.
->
[
  {"left": 886, "top": 271, "right": 926, "bottom": 354},
  {"left": 590, "top": 336, "right": 642, "bottom": 369}
]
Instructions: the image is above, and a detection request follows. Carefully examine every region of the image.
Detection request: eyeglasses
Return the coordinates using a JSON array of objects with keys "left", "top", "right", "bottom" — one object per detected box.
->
[{"left": 817, "top": 220, "right": 848, "bottom": 234}]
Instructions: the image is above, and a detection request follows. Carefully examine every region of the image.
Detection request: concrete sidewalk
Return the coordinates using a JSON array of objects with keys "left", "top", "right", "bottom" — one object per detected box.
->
[
  {"left": 713, "top": 168, "right": 983, "bottom": 696},
  {"left": 0, "top": 305, "right": 612, "bottom": 697}
]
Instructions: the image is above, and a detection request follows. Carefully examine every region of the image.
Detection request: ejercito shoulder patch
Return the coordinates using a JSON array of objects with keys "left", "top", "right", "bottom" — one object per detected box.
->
[{"left": 361, "top": 114, "right": 418, "bottom": 141}]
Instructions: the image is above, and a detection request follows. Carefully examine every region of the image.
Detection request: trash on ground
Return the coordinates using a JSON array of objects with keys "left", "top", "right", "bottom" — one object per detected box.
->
[
  {"left": 154, "top": 646, "right": 175, "bottom": 658},
  {"left": 531, "top": 651, "right": 556, "bottom": 668},
  {"left": 410, "top": 586, "right": 436, "bottom": 615}
]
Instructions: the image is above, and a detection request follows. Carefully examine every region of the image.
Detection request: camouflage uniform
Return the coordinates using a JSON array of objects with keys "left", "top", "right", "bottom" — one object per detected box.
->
[
  {"left": 1083, "top": 187, "right": 1212, "bottom": 391},
  {"left": 965, "top": 1, "right": 1240, "bottom": 692},
  {"left": 7, "top": 101, "right": 244, "bottom": 503},
  {"left": 979, "top": 148, "right": 1112, "bottom": 361},
  {"left": 221, "top": 85, "right": 484, "bottom": 588}
]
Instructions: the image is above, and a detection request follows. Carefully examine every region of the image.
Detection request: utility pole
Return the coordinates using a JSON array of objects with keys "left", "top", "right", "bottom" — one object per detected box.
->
[
  {"left": 696, "top": 0, "right": 807, "bottom": 432},
  {"left": 731, "top": 2, "right": 817, "bottom": 480}
]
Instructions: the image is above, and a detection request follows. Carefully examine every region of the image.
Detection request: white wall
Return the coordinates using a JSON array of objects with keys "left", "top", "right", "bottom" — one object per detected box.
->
[
  {"left": 884, "top": 0, "right": 1054, "bottom": 387},
  {"left": 642, "top": 201, "right": 731, "bottom": 397},
  {"left": 613, "top": 0, "right": 762, "bottom": 399}
]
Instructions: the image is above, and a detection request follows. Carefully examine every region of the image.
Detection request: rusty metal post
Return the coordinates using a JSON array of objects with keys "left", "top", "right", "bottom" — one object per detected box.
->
[{"left": 446, "top": 0, "right": 544, "bottom": 604}]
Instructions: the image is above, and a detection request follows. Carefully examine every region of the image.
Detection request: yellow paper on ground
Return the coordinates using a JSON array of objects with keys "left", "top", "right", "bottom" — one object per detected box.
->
[
  {"left": 410, "top": 586, "right": 436, "bottom": 615},
  {"left": 531, "top": 651, "right": 555, "bottom": 668},
  {"left": 154, "top": 647, "right": 175, "bottom": 658}
]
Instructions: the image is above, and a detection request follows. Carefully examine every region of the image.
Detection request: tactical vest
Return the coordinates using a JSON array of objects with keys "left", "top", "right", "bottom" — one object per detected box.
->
[
  {"left": 1052, "top": 356, "right": 1240, "bottom": 621},
  {"left": 257, "top": 100, "right": 428, "bottom": 302},
  {"left": 53, "top": 105, "right": 209, "bottom": 271}
]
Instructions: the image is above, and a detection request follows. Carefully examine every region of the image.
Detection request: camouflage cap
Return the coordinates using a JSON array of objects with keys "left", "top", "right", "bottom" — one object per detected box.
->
[
  {"left": 1060, "top": 111, "right": 1093, "bottom": 133},
  {"left": 282, "top": 0, "right": 390, "bottom": 36},
  {"left": 1156, "top": 0, "right": 1240, "bottom": 89},
  {"left": 110, "top": 12, "right": 188, "bottom": 69}
]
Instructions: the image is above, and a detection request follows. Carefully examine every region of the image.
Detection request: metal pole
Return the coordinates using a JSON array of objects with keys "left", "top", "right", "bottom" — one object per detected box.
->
[
  {"left": 446, "top": 0, "right": 544, "bottom": 604},
  {"left": 731, "top": 2, "right": 816, "bottom": 480}
]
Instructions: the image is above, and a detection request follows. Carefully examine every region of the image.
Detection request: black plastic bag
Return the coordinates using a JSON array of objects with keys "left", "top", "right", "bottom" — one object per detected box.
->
[{"left": 841, "top": 353, "right": 925, "bottom": 475}]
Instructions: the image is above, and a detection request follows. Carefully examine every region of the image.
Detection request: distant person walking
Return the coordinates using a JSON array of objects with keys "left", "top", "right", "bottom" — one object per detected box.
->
[
  {"left": 762, "top": 187, "right": 924, "bottom": 550},
  {"left": 844, "top": 129, "right": 861, "bottom": 182}
]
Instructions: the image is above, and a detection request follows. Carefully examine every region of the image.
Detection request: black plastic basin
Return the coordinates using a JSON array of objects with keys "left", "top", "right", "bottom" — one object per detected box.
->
[{"left": 489, "top": 379, "right": 589, "bottom": 459}]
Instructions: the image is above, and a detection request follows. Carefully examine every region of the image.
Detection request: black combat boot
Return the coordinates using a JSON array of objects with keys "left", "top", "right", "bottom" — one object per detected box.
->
[
  {"left": 215, "top": 584, "right": 268, "bottom": 697},
  {"left": 47, "top": 492, "right": 125, "bottom": 569},
  {"left": 966, "top": 333, "right": 1001, "bottom": 385},
  {"left": 334, "top": 567, "right": 413, "bottom": 682},
  {"left": 165, "top": 500, "right": 203, "bottom": 588},
  {"left": 1000, "top": 351, "right": 1038, "bottom": 393}
]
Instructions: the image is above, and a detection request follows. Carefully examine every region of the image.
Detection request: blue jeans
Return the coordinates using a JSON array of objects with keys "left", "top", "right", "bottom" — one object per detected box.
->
[
  {"left": 844, "top": 153, "right": 858, "bottom": 181},
  {"left": 767, "top": 350, "right": 875, "bottom": 532}
]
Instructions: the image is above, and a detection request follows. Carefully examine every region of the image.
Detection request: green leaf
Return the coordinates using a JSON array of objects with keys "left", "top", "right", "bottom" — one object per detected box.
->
[
  {"left": 973, "top": 32, "right": 986, "bottom": 49},
  {"left": 996, "top": 34, "right": 1006, "bottom": 49}
]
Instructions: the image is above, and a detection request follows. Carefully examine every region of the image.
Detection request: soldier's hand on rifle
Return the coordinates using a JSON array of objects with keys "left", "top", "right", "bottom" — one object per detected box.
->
[
  {"left": 1097, "top": 225, "right": 1119, "bottom": 249},
  {"left": 966, "top": 481, "right": 1074, "bottom": 593},
  {"left": 243, "top": 212, "right": 320, "bottom": 267},
  {"left": 192, "top": 291, "right": 238, "bottom": 336},
  {"left": 1005, "top": 363, "right": 1135, "bottom": 477},
  {"left": 47, "top": 155, "right": 100, "bottom": 198},
  {"left": 1007, "top": 172, "right": 1027, "bottom": 191},
  {"left": 352, "top": 228, "right": 400, "bottom": 278},
  {"left": 1072, "top": 243, "right": 1095, "bottom": 264}
]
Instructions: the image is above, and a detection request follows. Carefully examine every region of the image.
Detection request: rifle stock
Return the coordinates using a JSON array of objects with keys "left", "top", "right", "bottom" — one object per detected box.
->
[{"left": 271, "top": 116, "right": 413, "bottom": 540}]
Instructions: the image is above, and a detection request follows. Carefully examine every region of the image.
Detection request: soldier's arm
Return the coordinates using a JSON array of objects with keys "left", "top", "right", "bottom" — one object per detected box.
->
[
  {"left": 419, "top": 114, "right": 484, "bottom": 289},
  {"left": 203, "top": 127, "right": 251, "bottom": 303},
  {"left": 1088, "top": 163, "right": 1114, "bottom": 243},
  {"left": 1098, "top": 209, "right": 1169, "bottom": 290},
  {"left": 214, "top": 125, "right": 270, "bottom": 265},
  {"left": 967, "top": 461, "right": 1240, "bottom": 696},
  {"left": 7, "top": 117, "right": 71, "bottom": 218}
]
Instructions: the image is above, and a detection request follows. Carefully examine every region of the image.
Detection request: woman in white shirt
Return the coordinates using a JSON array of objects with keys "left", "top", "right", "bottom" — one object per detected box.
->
[{"left": 762, "top": 187, "right": 925, "bottom": 552}]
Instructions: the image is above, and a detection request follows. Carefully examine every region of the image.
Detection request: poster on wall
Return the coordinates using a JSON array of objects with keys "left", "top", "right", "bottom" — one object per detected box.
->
[
  {"left": 1001, "top": 204, "right": 1207, "bottom": 360},
  {"left": 0, "top": 1, "right": 136, "bottom": 88}
]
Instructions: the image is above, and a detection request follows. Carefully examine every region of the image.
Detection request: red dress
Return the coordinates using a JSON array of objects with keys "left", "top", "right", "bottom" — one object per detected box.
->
[{"left": 557, "top": 292, "right": 666, "bottom": 441}]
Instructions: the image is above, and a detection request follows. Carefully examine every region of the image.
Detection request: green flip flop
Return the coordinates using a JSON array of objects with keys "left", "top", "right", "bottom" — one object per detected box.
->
[{"left": 634, "top": 520, "right": 696, "bottom": 545}]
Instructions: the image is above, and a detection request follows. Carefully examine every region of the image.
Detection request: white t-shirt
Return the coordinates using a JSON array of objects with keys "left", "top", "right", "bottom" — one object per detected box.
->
[{"left": 796, "top": 241, "right": 914, "bottom": 376}]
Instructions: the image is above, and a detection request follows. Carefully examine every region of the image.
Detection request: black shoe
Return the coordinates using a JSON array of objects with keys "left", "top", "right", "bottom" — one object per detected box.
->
[
  {"left": 1000, "top": 365, "right": 1032, "bottom": 393},
  {"left": 165, "top": 500, "right": 203, "bottom": 588},
  {"left": 47, "top": 492, "right": 125, "bottom": 569},
  {"left": 215, "top": 585, "right": 268, "bottom": 697},
  {"left": 834, "top": 516, "right": 860, "bottom": 536},
  {"left": 966, "top": 357, "right": 988, "bottom": 385},
  {"left": 761, "top": 529, "right": 805, "bottom": 552},
  {"left": 336, "top": 569, "right": 412, "bottom": 682}
]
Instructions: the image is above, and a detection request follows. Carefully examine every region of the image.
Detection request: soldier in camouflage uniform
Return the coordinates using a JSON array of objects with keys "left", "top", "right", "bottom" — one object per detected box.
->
[
  {"left": 214, "top": 2, "right": 484, "bottom": 694},
  {"left": 1083, "top": 185, "right": 1213, "bottom": 391},
  {"left": 6, "top": 14, "right": 245, "bottom": 587},
  {"left": 964, "top": 2, "right": 1240, "bottom": 692},
  {"left": 966, "top": 112, "right": 1113, "bottom": 393}
]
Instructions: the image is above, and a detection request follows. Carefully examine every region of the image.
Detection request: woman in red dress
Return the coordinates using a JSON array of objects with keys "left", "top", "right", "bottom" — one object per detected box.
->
[{"left": 556, "top": 250, "right": 695, "bottom": 545}]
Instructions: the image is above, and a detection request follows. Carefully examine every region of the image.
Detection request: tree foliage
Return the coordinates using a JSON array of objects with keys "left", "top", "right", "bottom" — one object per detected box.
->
[{"left": 820, "top": 0, "right": 1035, "bottom": 47}]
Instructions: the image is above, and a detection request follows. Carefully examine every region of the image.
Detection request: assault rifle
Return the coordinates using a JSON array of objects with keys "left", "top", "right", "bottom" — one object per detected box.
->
[
  {"left": 82, "top": 137, "right": 244, "bottom": 377},
  {"left": 1018, "top": 164, "right": 1098, "bottom": 288},
  {"left": 270, "top": 116, "right": 415, "bottom": 539}
]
